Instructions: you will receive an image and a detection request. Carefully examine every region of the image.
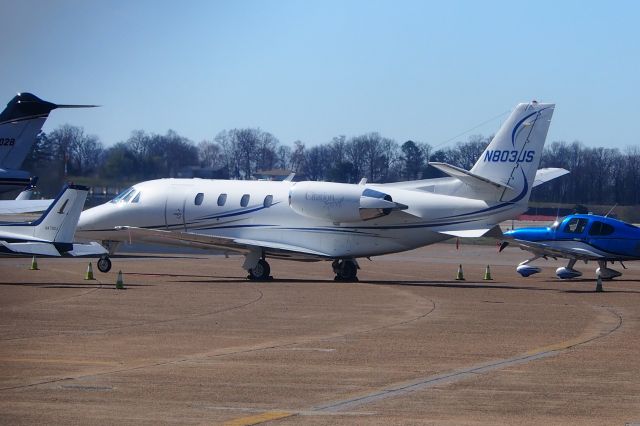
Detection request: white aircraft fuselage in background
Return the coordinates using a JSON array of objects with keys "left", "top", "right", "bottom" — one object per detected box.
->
[{"left": 78, "top": 102, "right": 568, "bottom": 280}]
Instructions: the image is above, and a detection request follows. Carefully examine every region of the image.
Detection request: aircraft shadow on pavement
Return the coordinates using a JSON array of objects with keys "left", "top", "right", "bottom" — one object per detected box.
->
[
  {"left": 84, "top": 272, "right": 640, "bottom": 294},
  {"left": 358, "top": 279, "right": 640, "bottom": 293},
  {"left": 162, "top": 276, "right": 559, "bottom": 292},
  {"left": 541, "top": 278, "right": 640, "bottom": 283},
  {"left": 125, "top": 272, "right": 223, "bottom": 279},
  {"left": 0, "top": 282, "right": 152, "bottom": 288},
  {"left": 111, "top": 254, "right": 210, "bottom": 260}
]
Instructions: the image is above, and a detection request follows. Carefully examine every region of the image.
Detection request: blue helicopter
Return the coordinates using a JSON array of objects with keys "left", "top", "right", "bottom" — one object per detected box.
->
[{"left": 500, "top": 214, "right": 640, "bottom": 280}]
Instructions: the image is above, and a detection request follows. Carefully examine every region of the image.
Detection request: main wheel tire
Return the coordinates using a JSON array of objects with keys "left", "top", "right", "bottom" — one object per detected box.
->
[
  {"left": 337, "top": 260, "right": 358, "bottom": 281},
  {"left": 97, "top": 256, "right": 112, "bottom": 273},
  {"left": 250, "top": 259, "right": 271, "bottom": 280}
]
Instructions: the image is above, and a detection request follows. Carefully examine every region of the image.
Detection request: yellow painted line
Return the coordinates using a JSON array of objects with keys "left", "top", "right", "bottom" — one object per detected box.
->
[
  {"left": 223, "top": 410, "right": 294, "bottom": 426},
  {"left": 521, "top": 336, "right": 587, "bottom": 356}
]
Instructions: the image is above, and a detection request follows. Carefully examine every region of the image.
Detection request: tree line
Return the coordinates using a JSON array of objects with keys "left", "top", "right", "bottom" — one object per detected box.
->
[{"left": 23, "top": 124, "right": 640, "bottom": 206}]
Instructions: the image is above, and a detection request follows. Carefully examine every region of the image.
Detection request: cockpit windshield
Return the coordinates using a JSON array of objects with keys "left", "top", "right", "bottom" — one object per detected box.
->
[
  {"left": 110, "top": 187, "right": 139, "bottom": 204},
  {"left": 548, "top": 217, "right": 564, "bottom": 230}
]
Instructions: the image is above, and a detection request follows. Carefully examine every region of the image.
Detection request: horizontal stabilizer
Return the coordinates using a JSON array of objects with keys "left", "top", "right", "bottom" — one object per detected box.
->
[
  {"left": 429, "top": 162, "right": 513, "bottom": 191},
  {"left": 532, "top": 168, "right": 570, "bottom": 188},
  {"left": 0, "top": 241, "right": 60, "bottom": 256},
  {"left": 0, "top": 199, "right": 52, "bottom": 214},
  {"left": 68, "top": 242, "right": 108, "bottom": 257}
]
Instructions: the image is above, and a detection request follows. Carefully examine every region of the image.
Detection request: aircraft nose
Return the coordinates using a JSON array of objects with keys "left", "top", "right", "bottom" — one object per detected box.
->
[
  {"left": 78, "top": 205, "right": 106, "bottom": 231},
  {"left": 504, "top": 227, "right": 549, "bottom": 241}
]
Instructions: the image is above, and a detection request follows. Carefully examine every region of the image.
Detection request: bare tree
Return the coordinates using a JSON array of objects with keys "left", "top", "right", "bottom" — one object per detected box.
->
[
  {"left": 289, "top": 140, "right": 306, "bottom": 173},
  {"left": 198, "top": 139, "right": 225, "bottom": 169}
]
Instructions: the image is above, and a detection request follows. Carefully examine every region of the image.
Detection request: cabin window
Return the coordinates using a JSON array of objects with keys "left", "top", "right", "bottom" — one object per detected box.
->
[
  {"left": 588, "top": 221, "right": 615, "bottom": 236},
  {"left": 131, "top": 192, "right": 141, "bottom": 203},
  {"left": 241, "top": 194, "right": 250, "bottom": 207},
  {"left": 563, "top": 218, "right": 588, "bottom": 234},
  {"left": 263, "top": 195, "right": 273, "bottom": 207},
  {"left": 217, "top": 193, "right": 227, "bottom": 206},
  {"left": 194, "top": 193, "right": 204, "bottom": 206}
]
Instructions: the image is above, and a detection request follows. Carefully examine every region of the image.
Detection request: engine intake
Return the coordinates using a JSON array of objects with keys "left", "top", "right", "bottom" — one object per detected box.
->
[{"left": 289, "top": 181, "right": 402, "bottom": 223}]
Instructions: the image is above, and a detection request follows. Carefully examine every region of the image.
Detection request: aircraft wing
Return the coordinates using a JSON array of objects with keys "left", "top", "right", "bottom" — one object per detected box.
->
[
  {"left": 510, "top": 239, "right": 604, "bottom": 260},
  {"left": 0, "top": 199, "right": 52, "bottom": 214},
  {"left": 435, "top": 224, "right": 503, "bottom": 238},
  {"left": 437, "top": 228, "right": 493, "bottom": 238},
  {"left": 116, "top": 226, "right": 332, "bottom": 260}
]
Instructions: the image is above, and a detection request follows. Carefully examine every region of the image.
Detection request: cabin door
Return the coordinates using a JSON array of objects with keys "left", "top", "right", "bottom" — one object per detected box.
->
[{"left": 165, "top": 188, "right": 186, "bottom": 231}]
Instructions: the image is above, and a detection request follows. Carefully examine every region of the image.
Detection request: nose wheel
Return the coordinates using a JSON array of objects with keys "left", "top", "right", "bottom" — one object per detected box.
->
[{"left": 97, "top": 255, "right": 112, "bottom": 273}]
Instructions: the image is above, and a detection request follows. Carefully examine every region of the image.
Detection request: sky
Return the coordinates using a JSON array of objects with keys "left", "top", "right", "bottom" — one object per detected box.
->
[{"left": 1, "top": 0, "right": 639, "bottom": 150}]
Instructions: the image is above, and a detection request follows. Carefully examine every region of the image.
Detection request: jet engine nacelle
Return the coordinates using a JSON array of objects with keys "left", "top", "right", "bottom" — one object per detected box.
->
[{"left": 289, "top": 181, "right": 400, "bottom": 223}]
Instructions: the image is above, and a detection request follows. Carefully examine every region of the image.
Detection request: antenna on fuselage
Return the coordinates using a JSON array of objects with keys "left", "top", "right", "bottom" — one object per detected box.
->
[{"left": 604, "top": 204, "right": 617, "bottom": 218}]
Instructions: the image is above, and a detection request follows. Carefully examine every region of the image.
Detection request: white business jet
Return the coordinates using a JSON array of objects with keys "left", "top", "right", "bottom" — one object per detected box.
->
[
  {"left": 77, "top": 101, "right": 568, "bottom": 280},
  {"left": 0, "top": 184, "right": 106, "bottom": 257}
]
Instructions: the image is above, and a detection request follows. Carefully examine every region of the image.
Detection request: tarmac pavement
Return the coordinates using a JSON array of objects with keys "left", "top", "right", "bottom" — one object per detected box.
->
[{"left": 1, "top": 243, "right": 639, "bottom": 424}]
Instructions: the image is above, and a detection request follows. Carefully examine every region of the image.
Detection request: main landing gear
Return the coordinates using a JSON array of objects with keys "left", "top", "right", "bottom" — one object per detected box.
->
[
  {"left": 332, "top": 259, "right": 359, "bottom": 281},
  {"left": 556, "top": 258, "right": 582, "bottom": 279},
  {"left": 97, "top": 240, "right": 119, "bottom": 273},
  {"left": 248, "top": 259, "right": 271, "bottom": 281},
  {"left": 97, "top": 255, "right": 112, "bottom": 273},
  {"left": 596, "top": 260, "right": 622, "bottom": 280},
  {"left": 244, "top": 250, "right": 272, "bottom": 281}
]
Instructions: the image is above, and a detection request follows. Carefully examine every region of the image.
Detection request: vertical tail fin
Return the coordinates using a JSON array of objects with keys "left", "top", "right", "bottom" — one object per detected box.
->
[
  {"left": 469, "top": 101, "right": 554, "bottom": 203},
  {"left": 0, "top": 92, "right": 98, "bottom": 170},
  {"left": 31, "top": 185, "right": 89, "bottom": 243}
]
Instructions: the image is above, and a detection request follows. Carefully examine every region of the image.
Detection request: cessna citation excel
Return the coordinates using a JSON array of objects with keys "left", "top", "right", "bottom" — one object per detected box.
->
[{"left": 78, "top": 101, "right": 568, "bottom": 280}]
